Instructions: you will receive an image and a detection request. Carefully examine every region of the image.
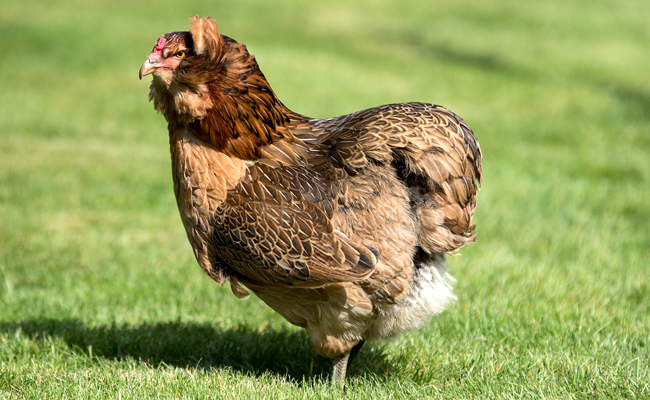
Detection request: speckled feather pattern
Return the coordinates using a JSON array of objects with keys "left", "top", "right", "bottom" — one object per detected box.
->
[{"left": 145, "top": 17, "right": 482, "bottom": 359}]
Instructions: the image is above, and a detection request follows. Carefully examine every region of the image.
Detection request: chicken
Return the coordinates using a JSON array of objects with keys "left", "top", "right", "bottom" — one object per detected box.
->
[{"left": 139, "top": 16, "right": 482, "bottom": 386}]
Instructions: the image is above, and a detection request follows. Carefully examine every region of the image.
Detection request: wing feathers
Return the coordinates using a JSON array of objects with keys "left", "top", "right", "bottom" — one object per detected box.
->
[
  {"left": 215, "top": 162, "right": 375, "bottom": 287},
  {"left": 302, "top": 102, "right": 482, "bottom": 254}
]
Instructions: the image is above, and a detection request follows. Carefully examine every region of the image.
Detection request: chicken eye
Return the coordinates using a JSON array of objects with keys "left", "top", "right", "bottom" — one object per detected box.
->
[{"left": 175, "top": 51, "right": 186, "bottom": 58}]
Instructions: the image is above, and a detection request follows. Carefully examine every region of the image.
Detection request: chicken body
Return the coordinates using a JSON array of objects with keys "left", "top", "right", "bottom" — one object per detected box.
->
[{"left": 140, "top": 17, "right": 482, "bottom": 384}]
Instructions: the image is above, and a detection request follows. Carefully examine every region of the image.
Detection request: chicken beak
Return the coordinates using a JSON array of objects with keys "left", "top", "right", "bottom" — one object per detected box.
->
[{"left": 139, "top": 59, "right": 158, "bottom": 80}]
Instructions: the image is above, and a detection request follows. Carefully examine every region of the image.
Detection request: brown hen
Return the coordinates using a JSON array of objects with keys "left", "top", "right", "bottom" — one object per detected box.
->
[{"left": 139, "top": 16, "right": 482, "bottom": 386}]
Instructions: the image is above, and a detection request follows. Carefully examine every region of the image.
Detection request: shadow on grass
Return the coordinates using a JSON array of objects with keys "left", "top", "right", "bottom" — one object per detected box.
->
[
  {"left": 0, "top": 318, "right": 392, "bottom": 383},
  {"left": 382, "top": 31, "right": 526, "bottom": 77}
]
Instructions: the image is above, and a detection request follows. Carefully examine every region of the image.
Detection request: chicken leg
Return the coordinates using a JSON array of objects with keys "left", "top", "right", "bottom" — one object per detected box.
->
[{"left": 330, "top": 341, "right": 365, "bottom": 387}]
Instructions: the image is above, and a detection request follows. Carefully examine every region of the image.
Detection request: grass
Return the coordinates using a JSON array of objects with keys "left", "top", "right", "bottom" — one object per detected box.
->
[{"left": 1, "top": 0, "right": 648, "bottom": 398}]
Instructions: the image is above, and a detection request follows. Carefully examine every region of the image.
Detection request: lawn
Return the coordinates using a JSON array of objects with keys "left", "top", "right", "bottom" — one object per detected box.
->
[{"left": 1, "top": 0, "right": 648, "bottom": 398}]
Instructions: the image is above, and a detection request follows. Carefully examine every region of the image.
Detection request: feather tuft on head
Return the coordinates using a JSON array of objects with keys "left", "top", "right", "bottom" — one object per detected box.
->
[{"left": 189, "top": 16, "right": 223, "bottom": 63}]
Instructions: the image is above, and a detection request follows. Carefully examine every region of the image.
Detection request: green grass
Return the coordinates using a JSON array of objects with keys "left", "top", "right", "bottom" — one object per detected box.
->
[{"left": 1, "top": 0, "right": 649, "bottom": 398}]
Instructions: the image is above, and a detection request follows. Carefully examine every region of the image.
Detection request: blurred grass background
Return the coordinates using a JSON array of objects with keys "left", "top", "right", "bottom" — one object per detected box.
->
[{"left": 1, "top": 0, "right": 648, "bottom": 398}]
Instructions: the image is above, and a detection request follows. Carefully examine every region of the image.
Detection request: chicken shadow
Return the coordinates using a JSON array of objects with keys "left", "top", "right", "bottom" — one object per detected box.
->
[{"left": 0, "top": 318, "right": 393, "bottom": 383}]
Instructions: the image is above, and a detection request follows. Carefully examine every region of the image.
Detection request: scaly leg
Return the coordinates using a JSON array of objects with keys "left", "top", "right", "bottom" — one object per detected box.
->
[
  {"left": 330, "top": 341, "right": 365, "bottom": 387},
  {"left": 347, "top": 340, "right": 365, "bottom": 368},
  {"left": 330, "top": 351, "right": 350, "bottom": 387}
]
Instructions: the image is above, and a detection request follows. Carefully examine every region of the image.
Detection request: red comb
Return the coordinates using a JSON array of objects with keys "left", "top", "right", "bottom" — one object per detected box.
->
[{"left": 154, "top": 36, "right": 166, "bottom": 51}]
